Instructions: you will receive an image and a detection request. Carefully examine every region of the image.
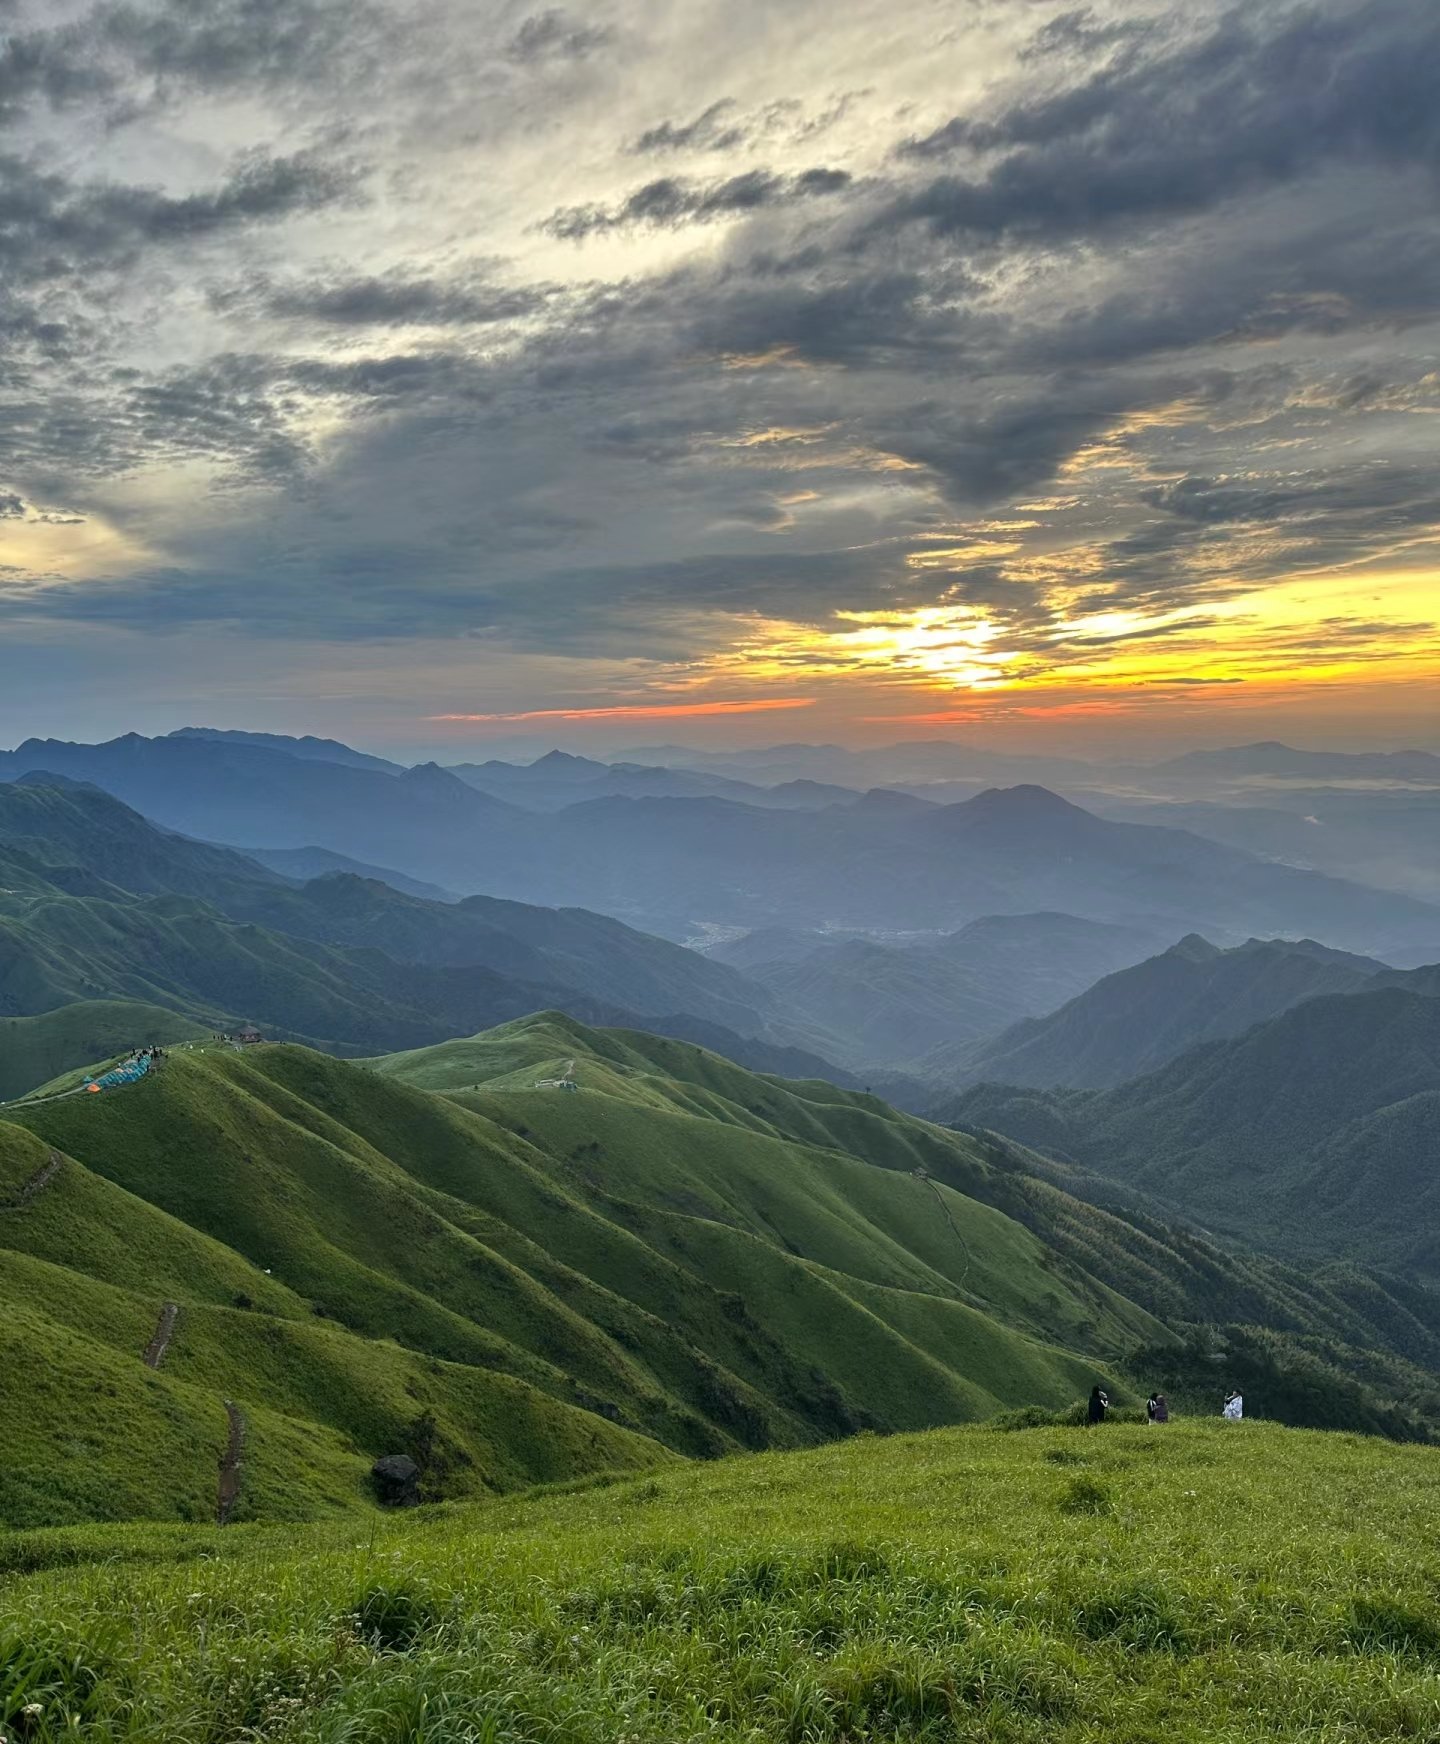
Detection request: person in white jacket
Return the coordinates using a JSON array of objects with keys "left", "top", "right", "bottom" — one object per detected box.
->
[{"left": 1222, "top": 1389, "right": 1244, "bottom": 1420}]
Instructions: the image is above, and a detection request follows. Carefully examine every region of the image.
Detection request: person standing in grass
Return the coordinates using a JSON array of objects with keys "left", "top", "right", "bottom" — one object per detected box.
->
[
  {"left": 1087, "top": 1385, "right": 1109, "bottom": 1425},
  {"left": 1223, "top": 1389, "right": 1244, "bottom": 1420},
  {"left": 1147, "top": 1393, "right": 1169, "bottom": 1424}
]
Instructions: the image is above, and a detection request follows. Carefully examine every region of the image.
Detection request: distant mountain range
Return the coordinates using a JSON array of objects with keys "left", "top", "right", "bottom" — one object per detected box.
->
[
  {"left": 4, "top": 732, "right": 1439, "bottom": 957},
  {"left": 723, "top": 913, "right": 1163, "bottom": 1070},
  {"left": 1157, "top": 741, "right": 1440, "bottom": 785},
  {"left": 450, "top": 748, "right": 859, "bottom": 812},
  {"left": 0, "top": 778, "right": 840, "bottom": 1093},
  {"left": 168, "top": 726, "right": 405, "bottom": 775}
]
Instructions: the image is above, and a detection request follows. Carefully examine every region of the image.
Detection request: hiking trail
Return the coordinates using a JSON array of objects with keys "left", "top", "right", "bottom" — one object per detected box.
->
[
  {"left": 0, "top": 1150, "right": 63, "bottom": 1213},
  {"left": 913, "top": 1167, "right": 973, "bottom": 1292},
  {"left": 143, "top": 1302, "right": 180, "bottom": 1370},
  {"left": 217, "top": 1401, "right": 246, "bottom": 1525}
]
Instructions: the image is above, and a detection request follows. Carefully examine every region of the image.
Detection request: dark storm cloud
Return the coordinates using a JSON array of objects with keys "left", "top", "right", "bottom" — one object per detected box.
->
[
  {"left": 0, "top": 0, "right": 383, "bottom": 124},
  {"left": 0, "top": 539, "right": 917, "bottom": 649},
  {"left": 1, "top": 355, "right": 313, "bottom": 485},
  {"left": 1143, "top": 464, "right": 1440, "bottom": 532},
  {"left": 545, "top": 167, "right": 852, "bottom": 239},
  {"left": 95, "top": 0, "right": 381, "bottom": 91}
]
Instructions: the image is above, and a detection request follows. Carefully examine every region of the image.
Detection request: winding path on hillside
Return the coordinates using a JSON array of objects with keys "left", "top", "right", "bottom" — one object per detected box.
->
[
  {"left": 217, "top": 1401, "right": 246, "bottom": 1525},
  {"left": 0, "top": 1149, "right": 63, "bottom": 1212},
  {"left": 143, "top": 1302, "right": 180, "bottom": 1370},
  {"left": 913, "top": 1167, "right": 973, "bottom": 1292}
]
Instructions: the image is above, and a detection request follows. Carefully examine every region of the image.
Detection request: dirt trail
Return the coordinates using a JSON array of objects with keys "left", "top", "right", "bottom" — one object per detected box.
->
[
  {"left": 216, "top": 1401, "right": 246, "bottom": 1525},
  {"left": 0, "top": 1150, "right": 63, "bottom": 1213},
  {"left": 142, "top": 1302, "right": 180, "bottom": 1369}
]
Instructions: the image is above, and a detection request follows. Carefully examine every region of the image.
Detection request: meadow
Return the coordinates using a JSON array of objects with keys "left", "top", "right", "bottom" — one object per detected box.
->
[{"left": 5, "top": 1419, "right": 1440, "bottom": 1743}]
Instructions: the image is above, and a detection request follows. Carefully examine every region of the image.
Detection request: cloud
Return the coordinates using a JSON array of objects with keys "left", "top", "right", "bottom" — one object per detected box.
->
[
  {"left": 630, "top": 99, "right": 748, "bottom": 156},
  {"left": 431, "top": 697, "right": 817, "bottom": 722},
  {"left": 0, "top": 0, "right": 386, "bottom": 124},
  {"left": 227, "top": 271, "right": 553, "bottom": 328},
  {"left": 890, "top": 0, "right": 1440, "bottom": 241},
  {"left": 544, "top": 166, "right": 852, "bottom": 239},
  {"left": 504, "top": 9, "right": 613, "bottom": 65},
  {"left": 0, "top": 0, "right": 1437, "bottom": 735},
  {"left": 0, "top": 145, "right": 358, "bottom": 285},
  {"left": 628, "top": 92, "right": 863, "bottom": 156}
]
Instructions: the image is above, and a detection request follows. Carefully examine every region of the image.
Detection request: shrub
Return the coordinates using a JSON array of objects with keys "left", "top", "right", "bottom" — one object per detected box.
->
[{"left": 1056, "top": 1476, "right": 1113, "bottom": 1516}]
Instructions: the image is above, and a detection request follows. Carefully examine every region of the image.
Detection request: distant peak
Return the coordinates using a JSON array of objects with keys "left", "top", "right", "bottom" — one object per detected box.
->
[
  {"left": 966, "top": 783, "right": 1082, "bottom": 816},
  {"left": 400, "top": 761, "right": 464, "bottom": 788},
  {"left": 531, "top": 749, "right": 594, "bottom": 769},
  {"left": 1166, "top": 933, "right": 1222, "bottom": 961}
]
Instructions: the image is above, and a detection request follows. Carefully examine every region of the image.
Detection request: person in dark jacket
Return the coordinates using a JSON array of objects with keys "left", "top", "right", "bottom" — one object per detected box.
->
[
  {"left": 1146, "top": 1393, "right": 1170, "bottom": 1424},
  {"left": 1087, "top": 1385, "right": 1109, "bottom": 1425}
]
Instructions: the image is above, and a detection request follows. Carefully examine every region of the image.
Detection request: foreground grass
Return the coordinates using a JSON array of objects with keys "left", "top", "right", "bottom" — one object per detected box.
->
[{"left": 6, "top": 1420, "right": 1440, "bottom": 1742}]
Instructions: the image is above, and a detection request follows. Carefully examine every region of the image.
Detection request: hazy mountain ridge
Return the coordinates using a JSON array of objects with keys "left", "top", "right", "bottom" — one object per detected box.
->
[
  {"left": 950, "top": 985, "right": 1440, "bottom": 1279},
  {"left": 0, "top": 779, "right": 844, "bottom": 1093},
  {"left": 930, "top": 934, "right": 1394, "bottom": 1091},
  {"left": 736, "top": 913, "right": 1163, "bottom": 1070},
  {"left": 6, "top": 733, "right": 1439, "bottom": 957}
]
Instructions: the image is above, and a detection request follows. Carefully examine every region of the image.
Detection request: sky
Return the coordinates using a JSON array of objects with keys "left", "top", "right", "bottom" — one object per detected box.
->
[{"left": 1, "top": 0, "right": 1438, "bottom": 759}]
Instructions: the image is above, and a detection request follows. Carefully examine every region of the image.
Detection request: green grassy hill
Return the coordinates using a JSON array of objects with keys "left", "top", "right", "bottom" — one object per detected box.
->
[
  {"left": 951, "top": 987, "right": 1440, "bottom": 1277},
  {"left": 7, "top": 1420, "right": 1440, "bottom": 1743},
  {"left": 7, "top": 1007, "right": 1440, "bottom": 1537},
  {"left": 2, "top": 1023, "right": 1175, "bottom": 1529},
  {"left": 0, "top": 1001, "right": 208, "bottom": 1101},
  {"left": 376, "top": 1014, "right": 1440, "bottom": 1423}
]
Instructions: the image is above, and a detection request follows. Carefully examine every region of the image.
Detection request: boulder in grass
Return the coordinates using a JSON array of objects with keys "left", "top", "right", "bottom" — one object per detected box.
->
[{"left": 371, "top": 1454, "right": 420, "bottom": 1507}]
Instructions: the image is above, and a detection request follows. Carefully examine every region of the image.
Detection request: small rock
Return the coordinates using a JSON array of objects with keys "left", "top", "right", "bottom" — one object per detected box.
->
[{"left": 371, "top": 1454, "right": 421, "bottom": 1507}]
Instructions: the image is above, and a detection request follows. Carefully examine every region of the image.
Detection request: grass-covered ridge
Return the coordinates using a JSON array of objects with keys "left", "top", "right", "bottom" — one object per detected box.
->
[
  {"left": 1, "top": 1021, "right": 1167, "bottom": 1529},
  {"left": 6, "top": 1008, "right": 1440, "bottom": 1534},
  {"left": 6, "top": 1420, "right": 1440, "bottom": 1742}
]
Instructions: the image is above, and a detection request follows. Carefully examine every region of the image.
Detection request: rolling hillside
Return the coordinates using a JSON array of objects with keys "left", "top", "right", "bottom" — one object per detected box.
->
[
  {"left": 5, "top": 1010, "right": 1440, "bottom": 1534},
  {"left": 931, "top": 934, "right": 1389, "bottom": 1090},
  {"left": 0, "top": 1001, "right": 209, "bottom": 1102},
  {"left": 0, "top": 1022, "right": 1177, "bottom": 1528},
  {"left": 951, "top": 987, "right": 1440, "bottom": 1278}
]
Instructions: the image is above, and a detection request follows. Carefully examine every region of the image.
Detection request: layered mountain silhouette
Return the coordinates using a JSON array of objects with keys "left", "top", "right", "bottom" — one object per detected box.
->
[
  {"left": 0, "top": 779, "right": 835, "bottom": 1093},
  {"left": 4, "top": 733, "right": 1439, "bottom": 956},
  {"left": 727, "top": 913, "right": 1162, "bottom": 1069}
]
